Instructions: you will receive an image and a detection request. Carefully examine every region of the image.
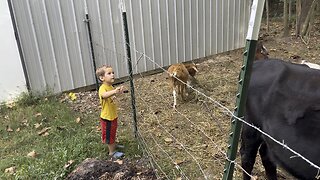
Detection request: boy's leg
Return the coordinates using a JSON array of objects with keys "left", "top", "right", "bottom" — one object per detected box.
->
[
  {"left": 101, "top": 118, "right": 116, "bottom": 154},
  {"left": 108, "top": 143, "right": 116, "bottom": 156},
  {"left": 101, "top": 118, "right": 124, "bottom": 158},
  {"left": 105, "top": 118, "right": 124, "bottom": 158},
  {"left": 100, "top": 118, "right": 107, "bottom": 144}
]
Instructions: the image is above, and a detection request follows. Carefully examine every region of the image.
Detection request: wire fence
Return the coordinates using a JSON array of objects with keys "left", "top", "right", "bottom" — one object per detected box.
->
[
  {"left": 100, "top": 38, "right": 320, "bottom": 179},
  {"left": 129, "top": 45, "right": 254, "bottom": 179}
]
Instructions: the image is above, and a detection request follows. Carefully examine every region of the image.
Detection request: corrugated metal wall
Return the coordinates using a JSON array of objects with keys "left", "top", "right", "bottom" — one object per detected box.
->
[{"left": 10, "top": 0, "right": 250, "bottom": 94}]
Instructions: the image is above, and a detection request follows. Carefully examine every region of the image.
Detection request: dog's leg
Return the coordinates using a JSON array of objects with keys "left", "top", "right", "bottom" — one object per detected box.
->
[{"left": 173, "top": 89, "right": 177, "bottom": 108}]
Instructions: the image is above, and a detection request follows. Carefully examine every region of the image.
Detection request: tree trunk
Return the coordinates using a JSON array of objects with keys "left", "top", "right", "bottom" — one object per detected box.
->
[
  {"left": 301, "top": 0, "right": 318, "bottom": 37},
  {"left": 296, "top": 0, "right": 302, "bottom": 36},
  {"left": 266, "top": 0, "right": 270, "bottom": 32},
  {"left": 296, "top": 0, "right": 315, "bottom": 37},
  {"left": 300, "top": 0, "right": 314, "bottom": 29},
  {"left": 289, "top": 0, "right": 292, "bottom": 24},
  {"left": 283, "top": 0, "right": 290, "bottom": 36}
]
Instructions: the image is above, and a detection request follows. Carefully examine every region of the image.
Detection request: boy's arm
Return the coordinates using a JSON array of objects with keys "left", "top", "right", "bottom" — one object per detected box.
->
[{"left": 100, "top": 86, "right": 124, "bottom": 99}]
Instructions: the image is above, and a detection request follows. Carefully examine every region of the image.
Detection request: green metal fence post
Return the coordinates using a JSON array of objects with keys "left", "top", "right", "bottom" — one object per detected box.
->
[
  {"left": 222, "top": 0, "right": 265, "bottom": 179},
  {"left": 120, "top": 0, "right": 138, "bottom": 138},
  {"left": 84, "top": 2, "right": 99, "bottom": 91},
  {"left": 222, "top": 40, "right": 257, "bottom": 180}
]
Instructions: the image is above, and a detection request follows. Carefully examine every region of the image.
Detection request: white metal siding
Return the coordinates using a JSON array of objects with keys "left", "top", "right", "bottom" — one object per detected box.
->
[
  {"left": 0, "top": 0, "right": 27, "bottom": 102},
  {"left": 10, "top": 0, "right": 250, "bottom": 94}
]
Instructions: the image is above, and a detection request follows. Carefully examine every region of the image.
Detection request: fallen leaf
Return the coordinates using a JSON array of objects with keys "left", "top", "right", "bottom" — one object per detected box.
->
[
  {"left": 6, "top": 101, "right": 16, "bottom": 108},
  {"left": 164, "top": 138, "right": 173, "bottom": 143},
  {"left": 6, "top": 126, "right": 13, "bottom": 132},
  {"left": 42, "top": 132, "right": 49, "bottom": 136},
  {"left": 174, "top": 144, "right": 183, "bottom": 150},
  {"left": 57, "top": 126, "right": 66, "bottom": 130},
  {"left": 23, "top": 123, "right": 29, "bottom": 127},
  {"left": 76, "top": 117, "right": 81, "bottom": 123},
  {"left": 176, "top": 178, "right": 182, "bottom": 180},
  {"left": 34, "top": 123, "right": 42, "bottom": 129},
  {"left": 16, "top": 128, "right": 21, "bottom": 132},
  {"left": 34, "top": 112, "right": 42, "bottom": 117},
  {"left": 114, "top": 159, "right": 123, "bottom": 165},
  {"left": 173, "top": 159, "right": 184, "bottom": 165},
  {"left": 27, "top": 150, "right": 37, "bottom": 158},
  {"left": 37, "top": 127, "right": 51, "bottom": 135},
  {"left": 194, "top": 144, "right": 208, "bottom": 149},
  {"left": 64, "top": 160, "right": 74, "bottom": 169},
  {"left": 69, "top": 92, "right": 77, "bottom": 101},
  {"left": 4, "top": 166, "right": 15, "bottom": 174}
]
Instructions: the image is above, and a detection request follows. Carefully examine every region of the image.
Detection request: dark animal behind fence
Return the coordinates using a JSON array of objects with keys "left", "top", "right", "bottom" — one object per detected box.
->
[{"left": 241, "top": 59, "right": 320, "bottom": 180}]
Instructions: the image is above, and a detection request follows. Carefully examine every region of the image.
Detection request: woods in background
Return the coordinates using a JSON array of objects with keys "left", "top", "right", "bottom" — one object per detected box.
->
[{"left": 263, "top": 0, "right": 320, "bottom": 42}]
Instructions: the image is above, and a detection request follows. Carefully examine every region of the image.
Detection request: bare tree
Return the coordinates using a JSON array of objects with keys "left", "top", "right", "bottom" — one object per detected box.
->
[
  {"left": 289, "top": 0, "right": 292, "bottom": 23},
  {"left": 266, "top": 0, "right": 270, "bottom": 32},
  {"left": 296, "top": 0, "right": 314, "bottom": 37},
  {"left": 296, "top": 0, "right": 302, "bottom": 36},
  {"left": 283, "top": 0, "right": 290, "bottom": 36},
  {"left": 301, "top": 0, "right": 318, "bottom": 42}
]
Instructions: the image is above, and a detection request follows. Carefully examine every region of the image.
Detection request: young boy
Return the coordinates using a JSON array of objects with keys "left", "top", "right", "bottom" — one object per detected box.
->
[{"left": 96, "top": 65, "right": 125, "bottom": 159}]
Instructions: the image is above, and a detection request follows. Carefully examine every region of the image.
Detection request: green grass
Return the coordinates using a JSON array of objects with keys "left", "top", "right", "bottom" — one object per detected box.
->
[{"left": 0, "top": 93, "right": 141, "bottom": 179}]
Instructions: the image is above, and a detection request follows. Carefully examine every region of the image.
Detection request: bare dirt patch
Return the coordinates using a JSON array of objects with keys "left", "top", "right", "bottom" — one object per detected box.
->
[{"left": 66, "top": 158, "right": 156, "bottom": 180}]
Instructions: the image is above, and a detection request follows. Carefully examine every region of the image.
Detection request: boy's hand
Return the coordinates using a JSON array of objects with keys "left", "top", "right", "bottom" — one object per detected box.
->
[
  {"left": 115, "top": 86, "right": 127, "bottom": 94},
  {"left": 115, "top": 86, "right": 122, "bottom": 94}
]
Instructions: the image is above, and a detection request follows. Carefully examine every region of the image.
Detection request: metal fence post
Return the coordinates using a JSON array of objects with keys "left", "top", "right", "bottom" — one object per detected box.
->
[
  {"left": 120, "top": 0, "right": 138, "bottom": 138},
  {"left": 83, "top": 2, "right": 99, "bottom": 91},
  {"left": 222, "top": 40, "right": 257, "bottom": 180},
  {"left": 222, "top": 0, "right": 265, "bottom": 179}
]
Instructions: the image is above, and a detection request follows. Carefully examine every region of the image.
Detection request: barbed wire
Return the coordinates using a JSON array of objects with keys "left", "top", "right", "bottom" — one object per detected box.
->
[
  {"left": 135, "top": 128, "right": 170, "bottom": 179},
  {"left": 137, "top": 114, "right": 190, "bottom": 180},
  {"left": 105, "top": 40, "right": 267, "bottom": 178},
  {"left": 135, "top": 86, "right": 209, "bottom": 179},
  {"left": 97, "top": 37, "right": 320, "bottom": 178},
  {"left": 128, "top": 44, "right": 320, "bottom": 172},
  {"left": 133, "top": 60, "right": 255, "bottom": 179}
]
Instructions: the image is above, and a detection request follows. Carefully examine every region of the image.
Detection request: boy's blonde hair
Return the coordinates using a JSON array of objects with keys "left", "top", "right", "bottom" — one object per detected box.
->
[
  {"left": 96, "top": 65, "right": 112, "bottom": 76},
  {"left": 96, "top": 65, "right": 112, "bottom": 80}
]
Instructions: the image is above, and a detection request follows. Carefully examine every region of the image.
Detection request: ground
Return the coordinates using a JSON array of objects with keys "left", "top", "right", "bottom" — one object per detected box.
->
[
  {"left": 66, "top": 158, "right": 156, "bottom": 180},
  {"left": 64, "top": 18, "right": 320, "bottom": 180}
]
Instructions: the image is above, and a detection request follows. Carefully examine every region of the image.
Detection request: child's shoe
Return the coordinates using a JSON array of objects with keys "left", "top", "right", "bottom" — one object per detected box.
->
[{"left": 110, "top": 151, "right": 124, "bottom": 159}]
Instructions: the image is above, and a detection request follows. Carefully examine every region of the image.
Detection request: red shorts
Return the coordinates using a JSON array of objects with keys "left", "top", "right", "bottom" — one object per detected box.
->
[{"left": 100, "top": 118, "right": 118, "bottom": 144}]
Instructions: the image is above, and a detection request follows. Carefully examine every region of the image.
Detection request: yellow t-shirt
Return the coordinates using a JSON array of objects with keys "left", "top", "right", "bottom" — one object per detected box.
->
[{"left": 98, "top": 84, "right": 118, "bottom": 120}]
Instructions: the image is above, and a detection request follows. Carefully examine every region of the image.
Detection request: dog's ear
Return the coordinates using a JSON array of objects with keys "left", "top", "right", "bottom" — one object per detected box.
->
[{"left": 193, "top": 66, "right": 198, "bottom": 72}]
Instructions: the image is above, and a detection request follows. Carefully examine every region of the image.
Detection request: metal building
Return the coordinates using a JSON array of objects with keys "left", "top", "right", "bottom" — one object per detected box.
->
[{"left": 8, "top": 0, "right": 250, "bottom": 94}]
